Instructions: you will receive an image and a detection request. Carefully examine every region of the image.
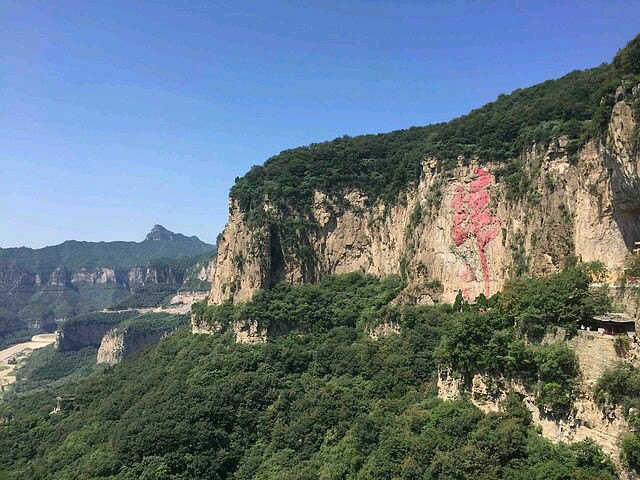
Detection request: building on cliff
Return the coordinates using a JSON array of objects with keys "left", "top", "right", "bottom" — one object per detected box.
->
[{"left": 592, "top": 313, "right": 637, "bottom": 336}]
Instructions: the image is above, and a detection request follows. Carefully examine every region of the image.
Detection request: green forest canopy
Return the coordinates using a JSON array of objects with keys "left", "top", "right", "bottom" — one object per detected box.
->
[
  {"left": 0, "top": 265, "right": 621, "bottom": 479},
  {"left": 231, "top": 34, "right": 640, "bottom": 214}
]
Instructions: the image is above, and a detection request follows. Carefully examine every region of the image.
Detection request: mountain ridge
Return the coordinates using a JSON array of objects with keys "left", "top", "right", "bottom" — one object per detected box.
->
[
  {"left": 0, "top": 226, "right": 215, "bottom": 343},
  {"left": 0, "top": 224, "right": 212, "bottom": 269}
]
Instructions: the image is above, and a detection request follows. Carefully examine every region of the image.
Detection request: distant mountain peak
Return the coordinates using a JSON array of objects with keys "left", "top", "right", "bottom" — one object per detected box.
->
[{"left": 145, "top": 225, "right": 177, "bottom": 242}]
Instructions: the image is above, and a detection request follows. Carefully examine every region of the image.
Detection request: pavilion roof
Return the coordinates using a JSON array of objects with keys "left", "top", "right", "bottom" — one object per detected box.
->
[{"left": 593, "top": 313, "right": 636, "bottom": 323}]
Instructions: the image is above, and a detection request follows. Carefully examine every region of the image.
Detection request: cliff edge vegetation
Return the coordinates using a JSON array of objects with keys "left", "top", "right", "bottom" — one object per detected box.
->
[
  {"left": 209, "top": 34, "right": 640, "bottom": 306},
  {"left": 231, "top": 35, "right": 640, "bottom": 214}
]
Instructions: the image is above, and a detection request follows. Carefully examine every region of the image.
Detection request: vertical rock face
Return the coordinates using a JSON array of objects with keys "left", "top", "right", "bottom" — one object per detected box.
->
[
  {"left": 55, "top": 320, "right": 117, "bottom": 352},
  {"left": 208, "top": 202, "right": 271, "bottom": 304},
  {"left": 71, "top": 267, "right": 121, "bottom": 286},
  {"left": 96, "top": 328, "right": 170, "bottom": 365},
  {"left": 96, "top": 313, "right": 189, "bottom": 364},
  {"left": 437, "top": 331, "right": 632, "bottom": 468},
  {"left": 208, "top": 90, "right": 640, "bottom": 306},
  {"left": 54, "top": 311, "right": 140, "bottom": 351}
]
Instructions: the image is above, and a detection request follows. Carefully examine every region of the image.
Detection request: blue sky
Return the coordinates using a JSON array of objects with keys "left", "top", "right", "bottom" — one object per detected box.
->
[{"left": 2, "top": 0, "right": 639, "bottom": 248}]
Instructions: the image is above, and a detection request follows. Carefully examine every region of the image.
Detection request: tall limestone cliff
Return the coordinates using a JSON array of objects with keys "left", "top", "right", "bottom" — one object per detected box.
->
[{"left": 208, "top": 81, "right": 640, "bottom": 307}]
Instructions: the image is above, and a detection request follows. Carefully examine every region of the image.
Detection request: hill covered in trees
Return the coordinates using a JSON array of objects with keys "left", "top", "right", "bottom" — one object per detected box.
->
[
  {"left": 0, "top": 266, "right": 626, "bottom": 479},
  {"left": 0, "top": 225, "right": 213, "bottom": 272}
]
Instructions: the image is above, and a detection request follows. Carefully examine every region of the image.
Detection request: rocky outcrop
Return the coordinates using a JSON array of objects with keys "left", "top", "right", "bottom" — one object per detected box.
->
[
  {"left": 208, "top": 203, "right": 271, "bottom": 304},
  {"left": 70, "top": 267, "right": 124, "bottom": 286},
  {"left": 55, "top": 321, "right": 116, "bottom": 352},
  {"left": 97, "top": 327, "right": 172, "bottom": 365},
  {"left": 367, "top": 321, "right": 401, "bottom": 340},
  {"left": 438, "top": 369, "right": 627, "bottom": 461},
  {"left": 208, "top": 85, "right": 640, "bottom": 306},
  {"left": 54, "top": 311, "right": 139, "bottom": 352},
  {"left": 609, "top": 284, "right": 640, "bottom": 318},
  {"left": 438, "top": 331, "right": 633, "bottom": 471},
  {"left": 162, "top": 291, "right": 209, "bottom": 314},
  {"left": 60, "top": 310, "right": 188, "bottom": 362},
  {"left": 191, "top": 317, "right": 268, "bottom": 344}
]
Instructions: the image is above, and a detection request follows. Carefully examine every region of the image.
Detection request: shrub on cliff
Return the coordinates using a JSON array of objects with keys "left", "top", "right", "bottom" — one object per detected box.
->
[
  {"left": 594, "top": 362, "right": 640, "bottom": 413},
  {"left": 499, "top": 262, "right": 609, "bottom": 338},
  {"left": 192, "top": 272, "right": 405, "bottom": 334},
  {"left": 621, "top": 433, "right": 640, "bottom": 472},
  {"left": 436, "top": 264, "right": 603, "bottom": 414},
  {"left": 593, "top": 362, "right": 640, "bottom": 472},
  {"left": 625, "top": 254, "right": 640, "bottom": 279},
  {"left": 614, "top": 34, "right": 640, "bottom": 76}
]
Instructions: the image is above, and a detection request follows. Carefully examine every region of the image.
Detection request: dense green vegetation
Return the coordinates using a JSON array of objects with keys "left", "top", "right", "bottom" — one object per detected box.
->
[
  {"left": 0, "top": 332, "right": 615, "bottom": 479},
  {"left": 112, "top": 312, "right": 190, "bottom": 337},
  {"left": 60, "top": 311, "right": 140, "bottom": 333},
  {"left": 436, "top": 263, "right": 607, "bottom": 414},
  {"left": 595, "top": 363, "right": 640, "bottom": 418},
  {"left": 195, "top": 265, "right": 606, "bottom": 416},
  {"left": 231, "top": 35, "right": 640, "bottom": 217},
  {"left": 192, "top": 272, "right": 405, "bottom": 334},
  {"left": 0, "top": 328, "right": 37, "bottom": 350},
  {"left": 0, "top": 267, "right": 612, "bottom": 478},
  {"left": 10, "top": 346, "right": 98, "bottom": 395},
  {"left": 594, "top": 363, "right": 640, "bottom": 472}
]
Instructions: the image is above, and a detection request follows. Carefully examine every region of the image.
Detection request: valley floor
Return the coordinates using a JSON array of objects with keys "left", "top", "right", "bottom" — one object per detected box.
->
[{"left": 0, "top": 334, "right": 56, "bottom": 389}]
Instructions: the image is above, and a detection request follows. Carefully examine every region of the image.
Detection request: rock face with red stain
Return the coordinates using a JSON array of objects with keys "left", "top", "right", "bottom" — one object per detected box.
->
[
  {"left": 451, "top": 167, "right": 502, "bottom": 297},
  {"left": 206, "top": 83, "right": 640, "bottom": 307}
]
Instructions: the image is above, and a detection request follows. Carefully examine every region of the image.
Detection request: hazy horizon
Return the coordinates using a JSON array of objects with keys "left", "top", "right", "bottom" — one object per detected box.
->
[
  {"left": 0, "top": 223, "right": 213, "bottom": 249},
  {"left": 3, "top": 1, "right": 640, "bottom": 248}
]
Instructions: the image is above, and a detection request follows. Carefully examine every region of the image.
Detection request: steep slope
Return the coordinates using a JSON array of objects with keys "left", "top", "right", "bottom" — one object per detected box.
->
[
  {"left": 0, "top": 271, "right": 621, "bottom": 479},
  {"left": 96, "top": 313, "right": 189, "bottom": 365},
  {"left": 208, "top": 36, "right": 640, "bottom": 306},
  {"left": 0, "top": 226, "right": 214, "bottom": 340}
]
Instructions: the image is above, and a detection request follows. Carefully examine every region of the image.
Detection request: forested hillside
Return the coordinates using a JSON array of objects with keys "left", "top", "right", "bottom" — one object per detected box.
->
[{"left": 0, "top": 266, "right": 624, "bottom": 479}]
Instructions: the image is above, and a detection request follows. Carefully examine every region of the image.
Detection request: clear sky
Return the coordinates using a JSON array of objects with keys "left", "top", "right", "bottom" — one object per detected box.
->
[{"left": 2, "top": 1, "right": 639, "bottom": 248}]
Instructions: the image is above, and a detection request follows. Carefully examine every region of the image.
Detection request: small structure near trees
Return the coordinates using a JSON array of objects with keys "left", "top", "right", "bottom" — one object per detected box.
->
[{"left": 50, "top": 396, "right": 76, "bottom": 415}]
